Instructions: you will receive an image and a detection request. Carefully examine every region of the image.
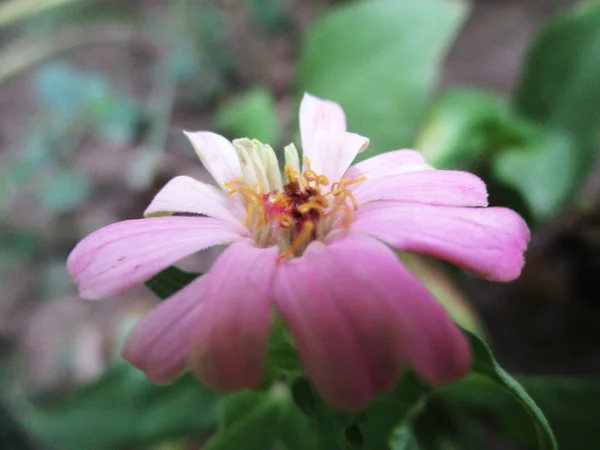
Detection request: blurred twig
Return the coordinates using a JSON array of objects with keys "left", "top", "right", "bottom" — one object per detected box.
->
[
  {"left": 0, "top": 25, "right": 158, "bottom": 85},
  {"left": 0, "top": 0, "right": 81, "bottom": 28}
]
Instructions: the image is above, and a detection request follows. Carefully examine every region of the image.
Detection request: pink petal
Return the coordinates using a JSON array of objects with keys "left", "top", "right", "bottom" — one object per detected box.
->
[
  {"left": 300, "top": 93, "right": 347, "bottom": 162},
  {"left": 183, "top": 131, "right": 242, "bottom": 188},
  {"left": 190, "top": 241, "right": 279, "bottom": 390},
  {"left": 311, "top": 131, "right": 370, "bottom": 187},
  {"left": 67, "top": 217, "right": 246, "bottom": 300},
  {"left": 325, "top": 233, "right": 471, "bottom": 386},
  {"left": 345, "top": 149, "right": 433, "bottom": 181},
  {"left": 273, "top": 238, "right": 406, "bottom": 411},
  {"left": 352, "top": 201, "right": 530, "bottom": 282},
  {"left": 352, "top": 170, "right": 489, "bottom": 207},
  {"left": 144, "top": 175, "right": 244, "bottom": 223},
  {"left": 122, "top": 276, "right": 205, "bottom": 383}
]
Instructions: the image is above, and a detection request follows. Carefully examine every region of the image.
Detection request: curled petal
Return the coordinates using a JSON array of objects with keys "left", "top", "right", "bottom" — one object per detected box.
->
[
  {"left": 122, "top": 276, "right": 205, "bottom": 383},
  {"left": 144, "top": 176, "right": 245, "bottom": 222},
  {"left": 345, "top": 149, "right": 433, "bottom": 181},
  {"left": 67, "top": 217, "right": 246, "bottom": 299},
  {"left": 352, "top": 202, "right": 530, "bottom": 281},
  {"left": 273, "top": 238, "right": 405, "bottom": 411},
  {"left": 190, "top": 241, "right": 279, "bottom": 390},
  {"left": 352, "top": 170, "right": 488, "bottom": 207},
  {"left": 183, "top": 131, "right": 242, "bottom": 189}
]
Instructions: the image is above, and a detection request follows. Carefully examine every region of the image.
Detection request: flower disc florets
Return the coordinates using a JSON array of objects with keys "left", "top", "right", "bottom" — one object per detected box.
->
[{"left": 224, "top": 139, "right": 365, "bottom": 258}]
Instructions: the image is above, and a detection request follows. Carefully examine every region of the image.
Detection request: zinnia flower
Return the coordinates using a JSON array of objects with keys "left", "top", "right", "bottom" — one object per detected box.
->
[{"left": 67, "top": 94, "right": 529, "bottom": 411}]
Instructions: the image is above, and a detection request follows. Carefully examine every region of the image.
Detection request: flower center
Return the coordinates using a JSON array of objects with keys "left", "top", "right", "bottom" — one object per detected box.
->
[{"left": 225, "top": 157, "right": 365, "bottom": 258}]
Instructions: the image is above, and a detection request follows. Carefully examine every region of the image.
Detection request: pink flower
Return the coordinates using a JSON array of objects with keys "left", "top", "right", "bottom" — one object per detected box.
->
[{"left": 67, "top": 94, "right": 529, "bottom": 411}]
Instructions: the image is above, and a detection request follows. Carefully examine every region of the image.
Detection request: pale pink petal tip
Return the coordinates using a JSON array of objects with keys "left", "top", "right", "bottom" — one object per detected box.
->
[
  {"left": 67, "top": 216, "right": 245, "bottom": 300},
  {"left": 122, "top": 276, "right": 205, "bottom": 383},
  {"left": 190, "top": 242, "right": 279, "bottom": 391}
]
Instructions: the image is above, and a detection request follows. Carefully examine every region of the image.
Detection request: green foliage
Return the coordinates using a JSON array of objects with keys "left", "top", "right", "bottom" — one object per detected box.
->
[
  {"left": 216, "top": 88, "right": 281, "bottom": 145},
  {"left": 298, "top": 0, "right": 468, "bottom": 160},
  {"left": 28, "top": 363, "right": 221, "bottom": 450},
  {"left": 493, "top": 129, "right": 578, "bottom": 220},
  {"left": 356, "top": 372, "right": 430, "bottom": 450},
  {"left": 145, "top": 266, "right": 201, "bottom": 300},
  {"left": 439, "top": 375, "right": 600, "bottom": 450},
  {"left": 37, "top": 169, "right": 90, "bottom": 213},
  {"left": 460, "top": 331, "right": 557, "bottom": 450},
  {"left": 495, "top": 0, "right": 600, "bottom": 219},
  {"left": 414, "top": 89, "right": 509, "bottom": 169}
]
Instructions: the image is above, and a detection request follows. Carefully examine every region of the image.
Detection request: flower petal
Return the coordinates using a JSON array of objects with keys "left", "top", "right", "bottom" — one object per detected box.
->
[
  {"left": 190, "top": 241, "right": 279, "bottom": 390},
  {"left": 325, "top": 233, "right": 471, "bottom": 386},
  {"left": 300, "top": 93, "right": 346, "bottom": 162},
  {"left": 122, "top": 276, "right": 205, "bottom": 383},
  {"left": 144, "top": 175, "right": 244, "bottom": 223},
  {"left": 352, "top": 202, "right": 530, "bottom": 281},
  {"left": 273, "top": 238, "right": 405, "bottom": 411},
  {"left": 183, "top": 131, "right": 242, "bottom": 188},
  {"left": 310, "top": 131, "right": 370, "bottom": 187},
  {"left": 345, "top": 149, "right": 433, "bottom": 181},
  {"left": 352, "top": 170, "right": 488, "bottom": 207},
  {"left": 67, "top": 217, "right": 246, "bottom": 299}
]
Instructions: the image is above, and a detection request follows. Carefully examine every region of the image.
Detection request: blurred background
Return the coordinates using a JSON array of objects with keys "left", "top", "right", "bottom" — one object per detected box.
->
[{"left": 1, "top": 0, "right": 599, "bottom": 449}]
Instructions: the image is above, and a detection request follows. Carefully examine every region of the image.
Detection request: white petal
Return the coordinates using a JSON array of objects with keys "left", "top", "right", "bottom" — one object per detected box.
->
[
  {"left": 183, "top": 131, "right": 242, "bottom": 189},
  {"left": 144, "top": 176, "right": 245, "bottom": 223}
]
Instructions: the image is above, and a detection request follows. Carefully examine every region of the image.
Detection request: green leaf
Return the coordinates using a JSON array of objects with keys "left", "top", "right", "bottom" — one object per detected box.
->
[
  {"left": 519, "top": 377, "right": 600, "bottom": 450},
  {"left": 145, "top": 266, "right": 201, "bottom": 300},
  {"left": 205, "top": 386, "right": 290, "bottom": 450},
  {"left": 508, "top": 0, "right": 600, "bottom": 216},
  {"left": 390, "top": 426, "right": 421, "bottom": 450},
  {"left": 298, "top": 0, "right": 468, "bottom": 159},
  {"left": 357, "top": 371, "right": 431, "bottom": 450},
  {"left": 414, "top": 89, "right": 508, "bottom": 169},
  {"left": 515, "top": 0, "right": 600, "bottom": 147},
  {"left": 464, "top": 331, "right": 557, "bottom": 450},
  {"left": 216, "top": 88, "right": 281, "bottom": 145},
  {"left": 28, "top": 362, "right": 221, "bottom": 450},
  {"left": 493, "top": 129, "right": 577, "bottom": 220}
]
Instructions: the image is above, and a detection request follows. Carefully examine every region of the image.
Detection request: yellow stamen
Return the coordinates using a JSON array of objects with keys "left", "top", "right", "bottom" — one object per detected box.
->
[{"left": 281, "top": 221, "right": 314, "bottom": 259}]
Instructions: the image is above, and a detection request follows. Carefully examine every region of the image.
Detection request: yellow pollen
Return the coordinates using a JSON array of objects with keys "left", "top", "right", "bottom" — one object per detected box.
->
[{"left": 226, "top": 155, "right": 367, "bottom": 257}]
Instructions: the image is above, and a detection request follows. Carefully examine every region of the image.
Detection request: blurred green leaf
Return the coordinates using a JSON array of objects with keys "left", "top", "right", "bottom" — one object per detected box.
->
[
  {"left": 0, "top": 400, "right": 37, "bottom": 450},
  {"left": 205, "top": 387, "right": 289, "bottom": 450},
  {"left": 37, "top": 169, "right": 90, "bottom": 213},
  {"left": 440, "top": 375, "right": 600, "bottom": 450},
  {"left": 493, "top": 130, "right": 577, "bottom": 220},
  {"left": 298, "top": 0, "right": 468, "bottom": 159},
  {"left": 249, "top": 0, "right": 289, "bottom": 33},
  {"left": 145, "top": 266, "right": 201, "bottom": 300},
  {"left": 414, "top": 89, "right": 508, "bottom": 169},
  {"left": 390, "top": 426, "right": 421, "bottom": 450},
  {"left": 34, "top": 62, "right": 110, "bottom": 121},
  {"left": 29, "top": 363, "right": 221, "bottom": 450},
  {"left": 515, "top": 0, "right": 600, "bottom": 147},
  {"left": 0, "top": 0, "right": 81, "bottom": 28},
  {"left": 217, "top": 88, "right": 281, "bottom": 145},
  {"left": 520, "top": 377, "right": 600, "bottom": 450},
  {"left": 464, "top": 331, "right": 557, "bottom": 450},
  {"left": 508, "top": 0, "right": 600, "bottom": 217},
  {"left": 357, "top": 371, "right": 430, "bottom": 450}
]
